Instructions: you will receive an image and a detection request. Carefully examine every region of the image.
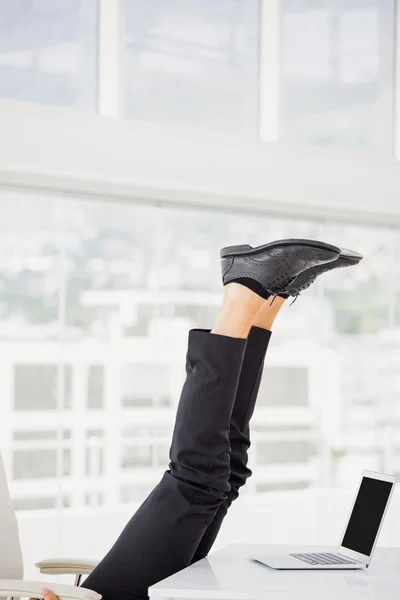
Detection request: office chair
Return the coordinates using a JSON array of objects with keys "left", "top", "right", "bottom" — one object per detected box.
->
[{"left": 0, "top": 452, "right": 100, "bottom": 599}]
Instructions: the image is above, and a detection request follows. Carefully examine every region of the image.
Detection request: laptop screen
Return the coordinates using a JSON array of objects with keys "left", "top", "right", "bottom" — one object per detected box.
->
[{"left": 341, "top": 476, "right": 394, "bottom": 556}]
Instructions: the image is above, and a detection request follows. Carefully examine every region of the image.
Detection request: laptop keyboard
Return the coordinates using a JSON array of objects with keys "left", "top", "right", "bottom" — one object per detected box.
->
[{"left": 290, "top": 552, "right": 358, "bottom": 566}]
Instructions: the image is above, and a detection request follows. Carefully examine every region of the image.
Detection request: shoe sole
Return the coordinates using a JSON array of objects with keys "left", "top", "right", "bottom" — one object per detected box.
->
[{"left": 220, "top": 239, "right": 342, "bottom": 259}]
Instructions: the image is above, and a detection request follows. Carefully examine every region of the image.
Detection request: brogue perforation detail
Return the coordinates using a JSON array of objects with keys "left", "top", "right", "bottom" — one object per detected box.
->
[
  {"left": 224, "top": 272, "right": 266, "bottom": 285},
  {"left": 267, "top": 251, "right": 303, "bottom": 257}
]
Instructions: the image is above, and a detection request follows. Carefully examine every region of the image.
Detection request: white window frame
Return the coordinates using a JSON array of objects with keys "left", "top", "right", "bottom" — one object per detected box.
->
[
  {"left": 394, "top": 0, "right": 400, "bottom": 160},
  {"left": 259, "top": 0, "right": 281, "bottom": 142},
  {"left": 98, "top": 0, "right": 125, "bottom": 117}
]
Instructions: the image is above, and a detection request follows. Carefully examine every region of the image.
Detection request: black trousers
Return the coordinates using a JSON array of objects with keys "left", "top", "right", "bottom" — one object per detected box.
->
[{"left": 82, "top": 327, "right": 271, "bottom": 600}]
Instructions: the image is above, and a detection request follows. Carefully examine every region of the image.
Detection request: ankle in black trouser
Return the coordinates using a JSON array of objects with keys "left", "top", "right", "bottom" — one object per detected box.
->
[
  {"left": 191, "top": 326, "right": 271, "bottom": 562},
  {"left": 82, "top": 329, "right": 247, "bottom": 600}
]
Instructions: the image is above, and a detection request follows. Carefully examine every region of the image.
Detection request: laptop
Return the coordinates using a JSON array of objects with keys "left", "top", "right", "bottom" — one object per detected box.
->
[{"left": 251, "top": 470, "right": 396, "bottom": 570}]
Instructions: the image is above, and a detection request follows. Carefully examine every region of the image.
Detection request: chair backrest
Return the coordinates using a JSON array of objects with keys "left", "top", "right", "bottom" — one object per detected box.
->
[{"left": 0, "top": 452, "right": 23, "bottom": 579}]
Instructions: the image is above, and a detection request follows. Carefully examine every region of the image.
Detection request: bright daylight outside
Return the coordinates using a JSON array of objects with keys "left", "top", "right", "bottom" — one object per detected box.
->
[{"left": 0, "top": 0, "right": 399, "bottom": 597}]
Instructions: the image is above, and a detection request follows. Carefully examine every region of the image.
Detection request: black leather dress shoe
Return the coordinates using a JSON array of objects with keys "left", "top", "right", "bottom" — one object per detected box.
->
[
  {"left": 284, "top": 247, "right": 363, "bottom": 299},
  {"left": 220, "top": 239, "right": 341, "bottom": 299}
]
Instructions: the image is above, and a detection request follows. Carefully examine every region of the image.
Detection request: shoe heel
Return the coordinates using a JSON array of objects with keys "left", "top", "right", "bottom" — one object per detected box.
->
[{"left": 220, "top": 244, "right": 252, "bottom": 258}]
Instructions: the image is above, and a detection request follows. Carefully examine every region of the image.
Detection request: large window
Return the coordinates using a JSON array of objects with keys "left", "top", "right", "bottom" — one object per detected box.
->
[
  {"left": 1, "top": 0, "right": 399, "bottom": 157},
  {"left": 0, "top": 189, "right": 399, "bottom": 514}
]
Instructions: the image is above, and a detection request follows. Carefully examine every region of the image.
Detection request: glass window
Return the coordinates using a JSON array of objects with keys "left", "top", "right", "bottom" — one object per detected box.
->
[
  {"left": 253, "top": 424, "right": 313, "bottom": 433},
  {"left": 13, "top": 496, "right": 71, "bottom": 510},
  {"left": 257, "top": 481, "right": 308, "bottom": 493},
  {"left": 87, "top": 365, "right": 104, "bottom": 409},
  {"left": 125, "top": 0, "right": 260, "bottom": 135},
  {"left": 86, "top": 429, "right": 104, "bottom": 439},
  {"left": 14, "top": 448, "right": 70, "bottom": 479},
  {"left": 84, "top": 492, "right": 104, "bottom": 506},
  {"left": 317, "top": 222, "right": 396, "bottom": 334},
  {"left": 121, "top": 364, "right": 172, "bottom": 407},
  {"left": 14, "top": 364, "right": 72, "bottom": 410},
  {"left": 154, "top": 443, "right": 170, "bottom": 467},
  {"left": 0, "top": 193, "right": 61, "bottom": 326},
  {"left": 12, "top": 448, "right": 57, "bottom": 479},
  {"left": 124, "top": 304, "right": 154, "bottom": 337},
  {"left": 121, "top": 444, "right": 153, "bottom": 468},
  {"left": 1, "top": 189, "right": 399, "bottom": 537},
  {"left": 315, "top": 221, "right": 400, "bottom": 485},
  {"left": 0, "top": 0, "right": 98, "bottom": 110},
  {"left": 396, "top": 231, "right": 400, "bottom": 327},
  {"left": 257, "top": 367, "right": 308, "bottom": 407},
  {"left": 120, "top": 484, "right": 153, "bottom": 504},
  {"left": 13, "top": 430, "right": 57, "bottom": 440},
  {"left": 280, "top": 0, "right": 395, "bottom": 154},
  {"left": 85, "top": 429, "right": 104, "bottom": 475},
  {"left": 256, "top": 440, "right": 314, "bottom": 465},
  {"left": 63, "top": 198, "right": 156, "bottom": 335},
  {"left": 85, "top": 445, "right": 104, "bottom": 476},
  {"left": 13, "top": 496, "right": 56, "bottom": 510}
]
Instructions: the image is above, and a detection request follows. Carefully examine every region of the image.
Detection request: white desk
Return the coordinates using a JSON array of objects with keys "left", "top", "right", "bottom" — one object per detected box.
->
[{"left": 149, "top": 544, "right": 400, "bottom": 600}]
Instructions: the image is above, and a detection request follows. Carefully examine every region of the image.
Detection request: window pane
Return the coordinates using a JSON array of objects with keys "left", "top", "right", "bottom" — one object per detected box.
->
[
  {"left": 120, "top": 484, "right": 153, "bottom": 504},
  {"left": 122, "top": 364, "right": 172, "bottom": 407},
  {"left": 13, "top": 449, "right": 57, "bottom": 479},
  {"left": 85, "top": 445, "right": 104, "bottom": 475},
  {"left": 13, "top": 430, "right": 57, "bottom": 440},
  {"left": 256, "top": 440, "right": 314, "bottom": 465},
  {"left": 13, "top": 497, "right": 56, "bottom": 510},
  {"left": 0, "top": 0, "right": 98, "bottom": 110},
  {"left": 281, "top": 0, "right": 395, "bottom": 154},
  {"left": 125, "top": 0, "right": 260, "bottom": 135},
  {"left": 0, "top": 193, "right": 61, "bottom": 326},
  {"left": 12, "top": 448, "right": 70, "bottom": 479},
  {"left": 86, "top": 429, "right": 104, "bottom": 439},
  {"left": 63, "top": 198, "right": 156, "bottom": 335},
  {"left": 307, "top": 221, "right": 399, "bottom": 486},
  {"left": 84, "top": 492, "right": 104, "bottom": 506},
  {"left": 121, "top": 445, "right": 152, "bottom": 468},
  {"left": 13, "top": 496, "right": 70, "bottom": 510},
  {"left": 257, "top": 367, "right": 308, "bottom": 407},
  {"left": 87, "top": 365, "right": 104, "bottom": 409},
  {"left": 257, "top": 481, "right": 308, "bottom": 492},
  {"left": 392, "top": 230, "right": 400, "bottom": 328},
  {"left": 318, "top": 222, "right": 395, "bottom": 334},
  {"left": 14, "top": 364, "right": 72, "bottom": 410}
]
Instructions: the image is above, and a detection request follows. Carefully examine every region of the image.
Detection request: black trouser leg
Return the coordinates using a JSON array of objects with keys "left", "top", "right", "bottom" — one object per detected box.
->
[
  {"left": 191, "top": 326, "right": 271, "bottom": 562},
  {"left": 82, "top": 329, "right": 246, "bottom": 600}
]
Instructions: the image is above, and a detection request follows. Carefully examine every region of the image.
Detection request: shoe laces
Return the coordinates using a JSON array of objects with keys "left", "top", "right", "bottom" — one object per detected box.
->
[{"left": 269, "top": 293, "right": 300, "bottom": 307}]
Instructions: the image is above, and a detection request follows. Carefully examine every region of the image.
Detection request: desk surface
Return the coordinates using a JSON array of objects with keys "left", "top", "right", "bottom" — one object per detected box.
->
[{"left": 149, "top": 544, "right": 400, "bottom": 600}]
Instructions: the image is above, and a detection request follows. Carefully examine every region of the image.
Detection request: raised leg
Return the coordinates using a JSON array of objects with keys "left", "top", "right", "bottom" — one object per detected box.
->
[
  {"left": 81, "top": 284, "right": 263, "bottom": 600},
  {"left": 191, "top": 297, "right": 286, "bottom": 561}
]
